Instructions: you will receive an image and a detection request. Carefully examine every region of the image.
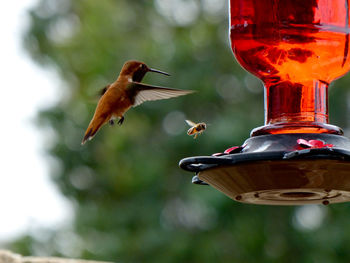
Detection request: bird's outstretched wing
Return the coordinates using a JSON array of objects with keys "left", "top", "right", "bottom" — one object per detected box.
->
[
  {"left": 99, "top": 84, "right": 111, "bottom": 97},
  {"left": 185, "top": 120, "right": 197, "bottom": 127},
  {"left": 129, "top": 82, "right": 194, "bottom": 107}
]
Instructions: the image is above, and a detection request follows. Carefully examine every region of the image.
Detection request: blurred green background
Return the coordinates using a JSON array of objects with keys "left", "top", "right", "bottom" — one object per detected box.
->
[{"left": 6, "top": 0, "right": 350, "bottom": 262}]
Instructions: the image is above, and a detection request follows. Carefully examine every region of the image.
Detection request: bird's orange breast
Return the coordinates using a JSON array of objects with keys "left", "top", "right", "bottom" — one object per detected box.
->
[{"left": 102, "top": 86, "right": 132, "bottom": 117}]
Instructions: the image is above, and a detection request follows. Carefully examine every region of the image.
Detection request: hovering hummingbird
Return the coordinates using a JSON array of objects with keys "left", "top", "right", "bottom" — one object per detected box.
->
[{"left": 81, "top": 60, "right": 193, "bottom": 144}]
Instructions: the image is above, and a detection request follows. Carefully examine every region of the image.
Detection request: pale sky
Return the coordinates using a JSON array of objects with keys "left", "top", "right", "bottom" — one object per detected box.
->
[{"left": 0, "top": 1, "right": 73, "bottom": 241}]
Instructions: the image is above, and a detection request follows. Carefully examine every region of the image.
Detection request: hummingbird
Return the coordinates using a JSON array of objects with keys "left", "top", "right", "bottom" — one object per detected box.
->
[{"left": 81, "top": 60, "right": 193, "bottom": 144}]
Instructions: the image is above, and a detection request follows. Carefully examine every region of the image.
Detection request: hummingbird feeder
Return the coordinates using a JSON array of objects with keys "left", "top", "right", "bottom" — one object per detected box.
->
[{"left": 180, "top": 0, "right": 350, "bottom": 205}]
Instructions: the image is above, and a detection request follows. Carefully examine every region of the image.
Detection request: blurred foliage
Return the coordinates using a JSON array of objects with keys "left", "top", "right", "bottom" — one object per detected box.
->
[{"left": 7, "top": 0, "right": 350, "bottom": 262}]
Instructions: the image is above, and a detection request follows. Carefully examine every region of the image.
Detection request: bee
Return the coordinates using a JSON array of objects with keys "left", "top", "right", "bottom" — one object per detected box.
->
[{"left": 185, "top": 120, "right": 206, "bottom": 139}]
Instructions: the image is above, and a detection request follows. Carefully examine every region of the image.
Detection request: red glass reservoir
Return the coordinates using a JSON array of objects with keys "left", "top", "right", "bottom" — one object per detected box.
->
[{"left": 230, "top": 0, "right": 350, "bottom": 135}]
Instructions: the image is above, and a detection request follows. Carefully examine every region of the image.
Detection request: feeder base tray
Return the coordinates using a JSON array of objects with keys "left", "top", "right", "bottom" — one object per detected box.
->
[
  {"left": 180, "top": 133, "right": 350, "bottom": 205},
  {"left": 199, "top": 159, "right": 350, "bottom": 205}
]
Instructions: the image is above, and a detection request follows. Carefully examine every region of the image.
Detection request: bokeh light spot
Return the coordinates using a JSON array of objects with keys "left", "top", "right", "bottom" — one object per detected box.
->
[
  {"left": 162, "top": 110, "right": 186, "bottom": 136},
  {"left": 293, "top": 205, "right": 327, "bottom": 231}
]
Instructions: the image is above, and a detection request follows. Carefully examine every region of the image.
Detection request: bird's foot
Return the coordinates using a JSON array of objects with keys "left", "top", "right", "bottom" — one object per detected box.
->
[
  {"left": 118, "top": 116, "right": 125, "bottom": 125},
  {"left": 109, "top": 119, "right": 115, "bottom": 126}
]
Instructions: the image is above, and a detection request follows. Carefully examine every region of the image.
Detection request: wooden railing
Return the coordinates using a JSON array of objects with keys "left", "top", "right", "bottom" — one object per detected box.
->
[{"left": 0, "top": 250, "right": 112, "bottom": 263}]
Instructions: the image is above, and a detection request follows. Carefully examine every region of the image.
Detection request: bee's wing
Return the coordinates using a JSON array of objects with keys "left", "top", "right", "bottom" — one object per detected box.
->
[
  {"left": 129, "top": 82, "right": 194, "bottom": 107},
  {"left": 185, "top": 120, "right": 197, "bottom": 127}
]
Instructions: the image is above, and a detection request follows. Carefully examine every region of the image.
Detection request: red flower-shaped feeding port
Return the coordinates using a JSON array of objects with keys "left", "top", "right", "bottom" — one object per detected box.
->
[
  {"left": 224, "top": 146, "right": 243, "bottom": 154},
  {"left": 297, "top": 138, "right": 334, "bottom": 149},
  {"left": 212, "top": 146, "right": 244, "bottom": 156}
]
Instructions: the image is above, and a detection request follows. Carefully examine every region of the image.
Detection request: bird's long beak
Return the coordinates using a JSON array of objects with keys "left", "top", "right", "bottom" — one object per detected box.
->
[{"left": 148, "top": 68, "right": 171, "bottom": 76}]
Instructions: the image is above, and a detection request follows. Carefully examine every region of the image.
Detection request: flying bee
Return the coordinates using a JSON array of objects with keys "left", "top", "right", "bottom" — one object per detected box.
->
[{"left": 185, "top": 120, "right": 206, "bottom": 139}]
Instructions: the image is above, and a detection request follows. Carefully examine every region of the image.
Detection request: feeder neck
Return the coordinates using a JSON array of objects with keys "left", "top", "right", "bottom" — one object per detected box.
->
[{"left": 251, "top": 80, "right": 343, "bottom": 136}]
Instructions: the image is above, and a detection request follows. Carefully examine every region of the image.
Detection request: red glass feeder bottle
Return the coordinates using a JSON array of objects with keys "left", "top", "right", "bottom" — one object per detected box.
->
[{"left": 180, "top": 0, "right": 350, "bottom": 205}]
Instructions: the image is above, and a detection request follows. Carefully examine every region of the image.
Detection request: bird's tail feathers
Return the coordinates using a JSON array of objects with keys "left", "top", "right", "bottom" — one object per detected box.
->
[{"left": 81, "top": 117, "right": 106, "bottom": 145}]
